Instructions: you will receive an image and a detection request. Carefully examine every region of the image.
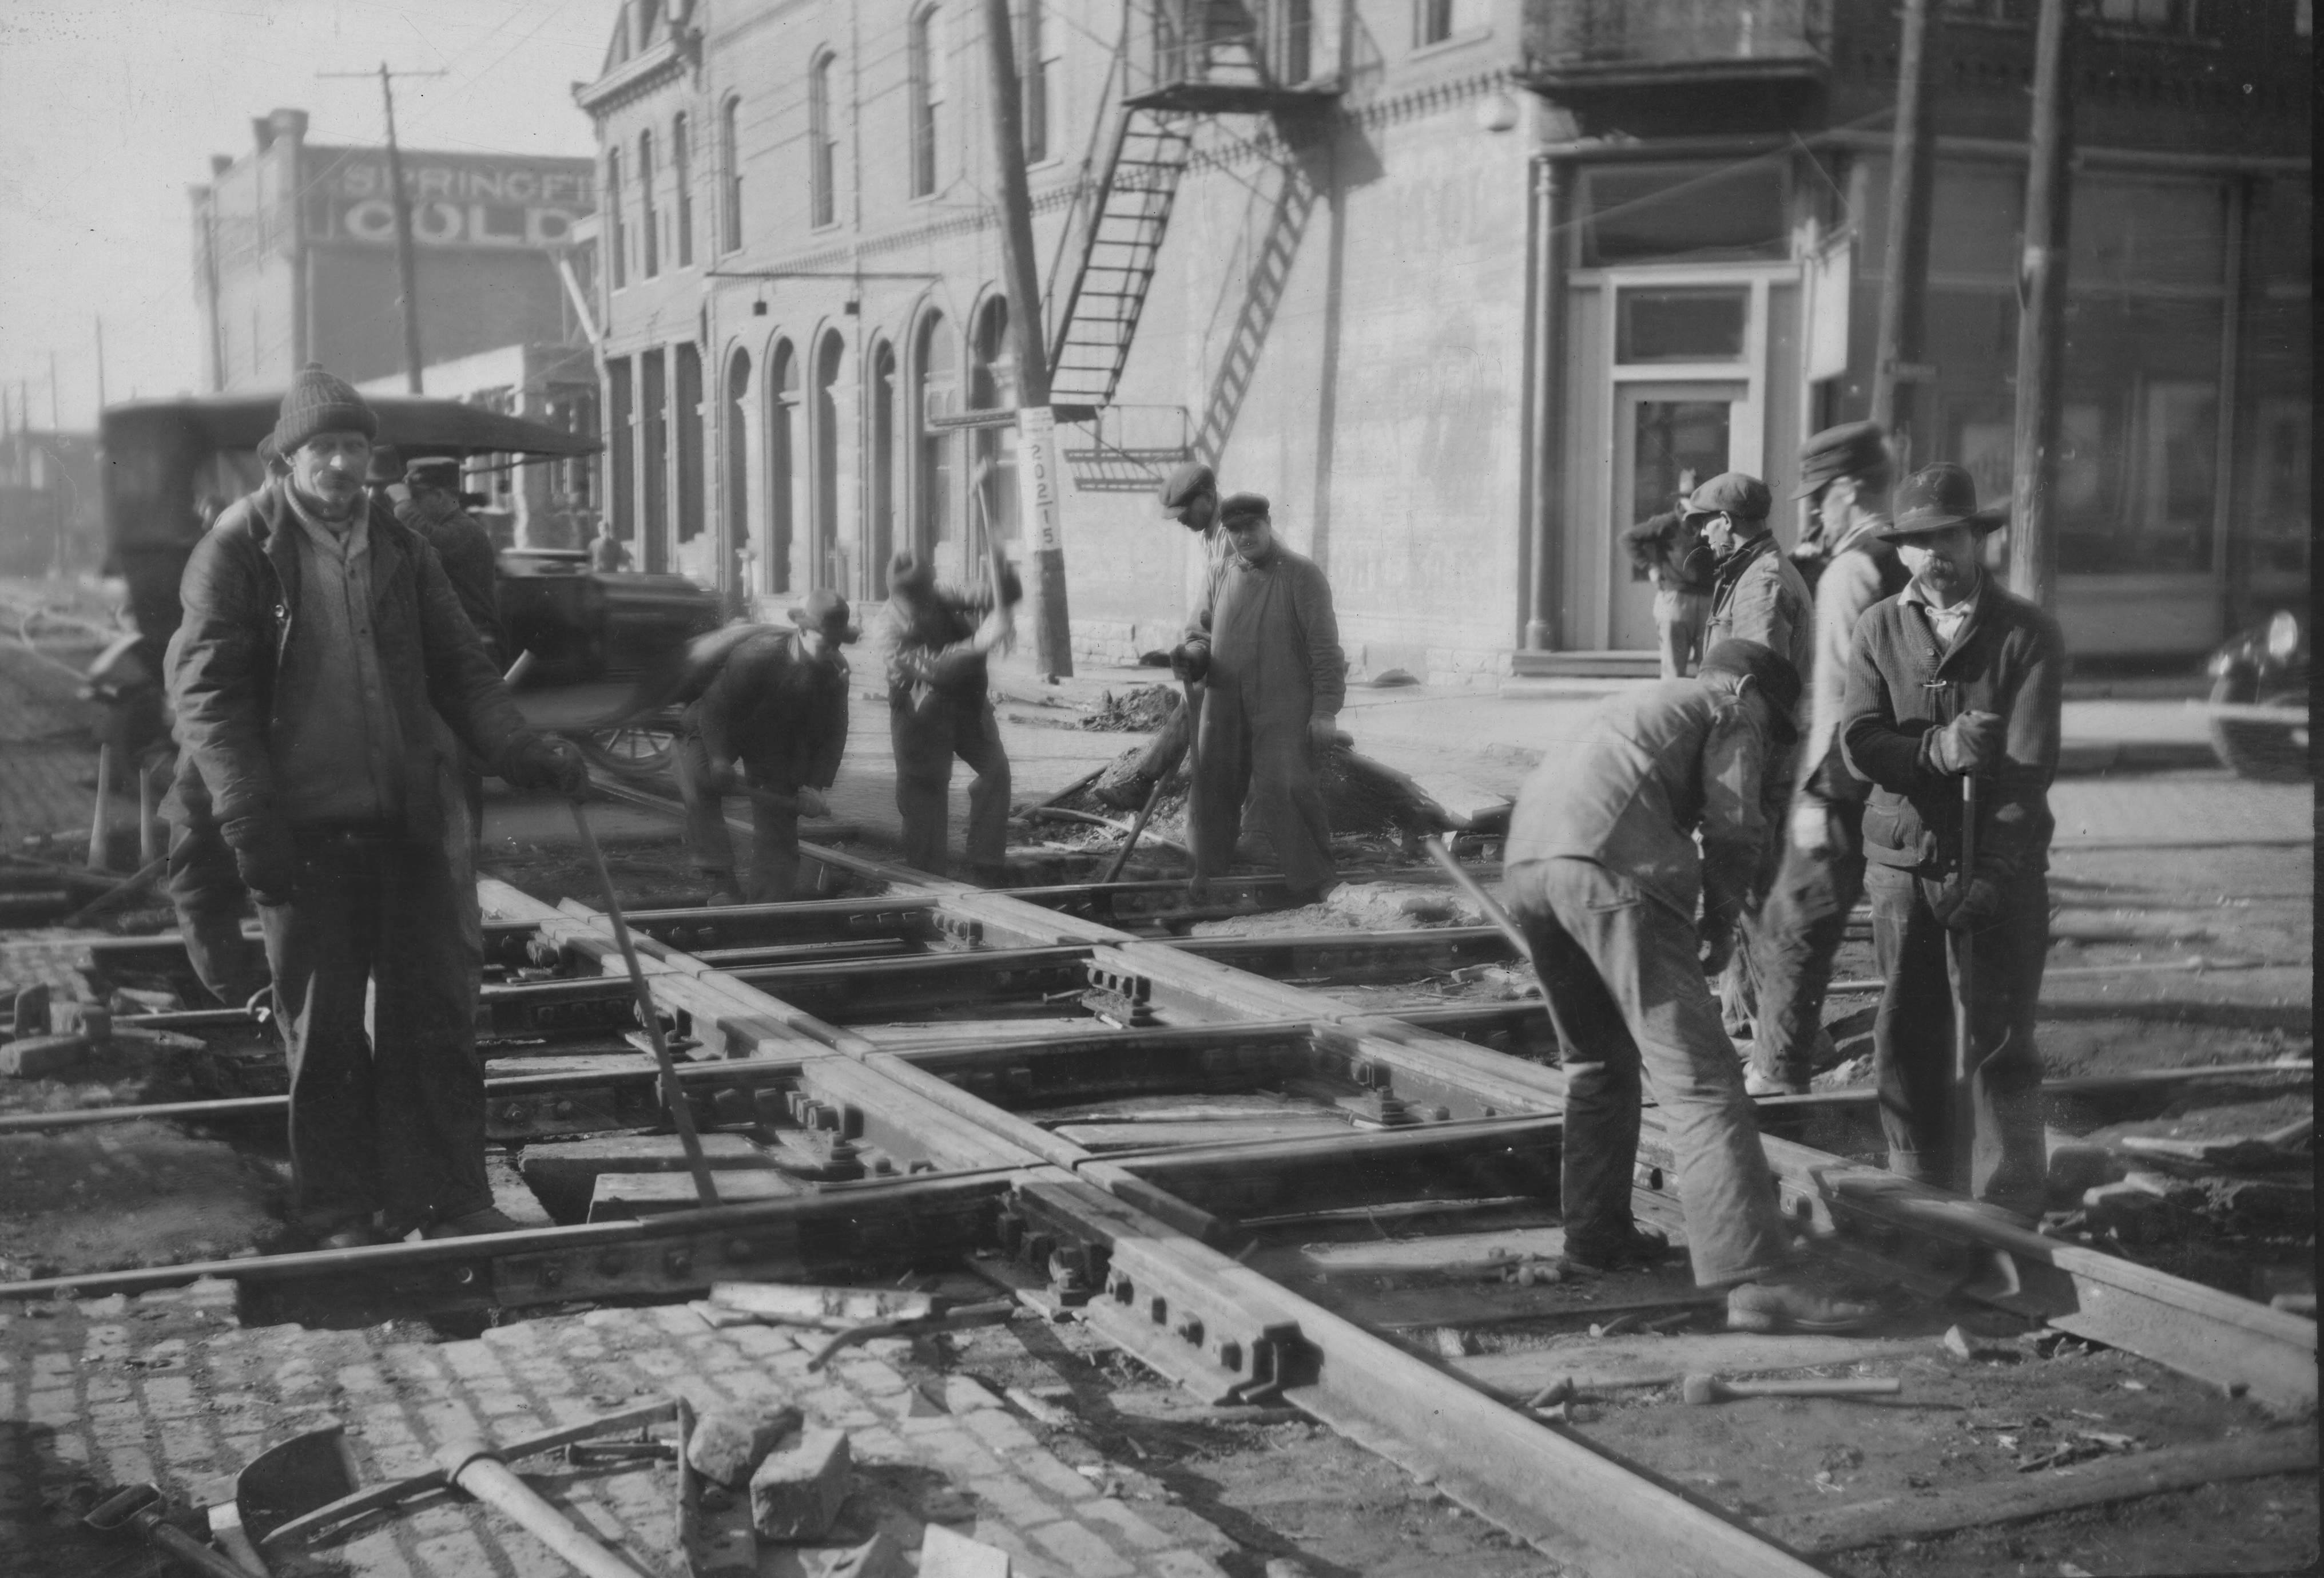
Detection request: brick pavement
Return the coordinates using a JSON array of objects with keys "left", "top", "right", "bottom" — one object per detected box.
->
[{"left": 0, "top": 1282, "right": 1234, "bottom": 1577}]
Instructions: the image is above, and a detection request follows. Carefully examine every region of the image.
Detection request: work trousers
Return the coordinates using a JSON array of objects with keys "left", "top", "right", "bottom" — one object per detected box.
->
[
  {"left": 260, "top": 827, "right": 492, "bottom": 1237},
  {"left": 1652, "top": 589, "right": 1711, "bottom": 679},
  {"left": 1743, "top": 799, "right": 1866, "bottom": 1088},
  {"left": 1188, "top": 685, "right": 1335, "bottom": 897},
  {"left": 676, "top": 733, "right": 803, "bottom": 902},
  {"left": 891, "top": 695, "right": 1010, "bottom": 878},
  {"left": 1506, "top": 857, "right": 1794, "bottom": 1288},
  {"left": 1865, "top": 863, "right": 2049, "bottom": 1216}
]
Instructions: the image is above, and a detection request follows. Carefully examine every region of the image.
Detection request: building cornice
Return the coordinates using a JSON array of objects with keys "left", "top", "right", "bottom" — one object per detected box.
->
[{"left": 575, "top": 29, "right": 700, "bottom": 120}]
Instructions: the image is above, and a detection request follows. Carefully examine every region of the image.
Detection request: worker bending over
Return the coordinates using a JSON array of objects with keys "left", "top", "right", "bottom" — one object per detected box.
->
[
  {"left": 678, "top": 590, "right": 855, "bottom": 903},
  {"left": 1171, "top": 493, "right": 1345, "bottom": 904},
  {"left": 1743, "top": 423, "right": 1909, "bottom": 1095},
  {"left": 881, "top": 552, "right": 1016, "bottom": 882},
  {"left": 1841, "top": 463, "right": 2061, "bottom": 1220},
  {"left": 1503, "top": 639, "right": 1874, "bottom": 1333},
  {"left": 165, "top": 364, "right": 585, "bottom": 1248}
]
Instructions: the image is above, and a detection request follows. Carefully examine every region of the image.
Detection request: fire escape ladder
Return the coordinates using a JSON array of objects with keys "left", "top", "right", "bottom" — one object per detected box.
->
[{"left": 1046, "top": 106, "right": 1197, "bottom": 410}]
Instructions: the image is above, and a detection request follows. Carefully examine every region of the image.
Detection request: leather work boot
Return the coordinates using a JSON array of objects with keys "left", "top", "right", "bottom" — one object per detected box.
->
[
  {"left": 1560, "top": 1223, "right": 1675, "bottom": 1274},
  {"left": 1726, "top": 1278, "right": 1878, "bottom": 1334},
  {"left": 422, "top": 1206, "right": 523, "bottom": 1240}
]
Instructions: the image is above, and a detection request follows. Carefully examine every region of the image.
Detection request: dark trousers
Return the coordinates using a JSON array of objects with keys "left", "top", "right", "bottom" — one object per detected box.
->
[
  {"left": 260, "top": 829, "right": 492, "bottom": 1236},
  {"left": 676, "top": 733, "right": 803, "bottom": 901},
  {"left": 891, "top": 696, "right": 1010, "bottom": 878},
  {"left": 1745, "top": 799, "right": 1866, "bottom": 1087},
  {"left": 1865, "top": 862, "right": 2048, "bottom": 1215},
  {"left": 1188, "top": 686, "right": 1335, "bottom": 896},
  {"left": 1506, "top": 857, "right": 1794, "bottom": 1288}
]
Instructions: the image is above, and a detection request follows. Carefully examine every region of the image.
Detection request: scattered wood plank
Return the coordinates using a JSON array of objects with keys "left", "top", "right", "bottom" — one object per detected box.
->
[
  {"left": 1288, "top": 1225, "right": 1568, "bottom": 1278},
  {"left": 1763, "top": 1428, "right": 2319, "bottom": 1553},
  {"left": 1454, "top": 1334, "right": 1918, "bottom": 1395}
]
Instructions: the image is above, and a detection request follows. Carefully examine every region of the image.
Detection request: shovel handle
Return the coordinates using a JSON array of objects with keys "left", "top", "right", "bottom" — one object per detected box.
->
[
  {"left": 1727, "top": 1377, "right": 1903, "bottom": 1398},
  {"left": 442, "top": 1450, "right": 640, "bottom": 1578},
  {"left": 1421, "top": 835, "right": 1534, "bottom": 969}
]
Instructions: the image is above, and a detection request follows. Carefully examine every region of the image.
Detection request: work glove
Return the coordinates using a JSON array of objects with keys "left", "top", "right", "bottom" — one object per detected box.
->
[
  {"left": 502, "top": 734, "right": 589, "bottom": 796},
  {"left": 1170, "top": 643, "right": 1210, "bottom": 684},
  {"left": 1697, "top": 920, "right": 1735, "bottom": 977},
  {"left": 1925, "top": 709, "right": 2004, "bottom": 776},
  {"left": 1789, "top": 800, "right": 1836, "bottom": 854},
  {"left": 220, "top": 815, "right": 299, "bottom": 907},
  {"left": 1933, "top": 875, "right": 2002, "bottom": 931},
  {"left": 795, "top": 786, "right": 830, "bottom": 819},
  {"left": 1308, "top": 714, "right": 1345, "bottom": 752}
]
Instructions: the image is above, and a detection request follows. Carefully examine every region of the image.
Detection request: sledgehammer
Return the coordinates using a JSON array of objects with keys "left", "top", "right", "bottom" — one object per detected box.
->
[{"left": 1680, "top": 1373, "right": 1901, "bottom": 1406}]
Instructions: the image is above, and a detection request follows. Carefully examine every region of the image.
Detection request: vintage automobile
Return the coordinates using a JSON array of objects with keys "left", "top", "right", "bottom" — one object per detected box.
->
[
  {"left": 97, "top": 394, "right": 718, "bottom": 770},
  {"left": 2204, "top": 608, "right": 2310, "bottom": 781}
]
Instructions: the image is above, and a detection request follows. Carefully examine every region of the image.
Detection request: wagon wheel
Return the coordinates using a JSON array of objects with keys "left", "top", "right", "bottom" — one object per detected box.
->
[{"left": 576, "top": 718, "right": 680, "bottom": 778}]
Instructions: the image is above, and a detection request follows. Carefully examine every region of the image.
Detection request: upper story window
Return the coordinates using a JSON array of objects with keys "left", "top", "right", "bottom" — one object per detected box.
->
[
  {"left": 1416, "top": 0, "right": 1478, "bottom": 47},
  {"left": 672, "top": 112, "right": 694, "bottom": 267},
  {"left": 909, "top": 7, "right": 942, "bottom": 199},
  {"left": 1019, "top": 0, "right": 1053, "bottom": 164},
  {"left": 639, "top": 128, "right": 660, "bottom": 277},
  {"left": 809, "top": 51, "right": 838, "bottom": 229},
  {"left": 720, "top": 95, "right": 744, "bottom": 252},
  {"left": 606, "top": 148, "right": 627, "bottom": 288}
]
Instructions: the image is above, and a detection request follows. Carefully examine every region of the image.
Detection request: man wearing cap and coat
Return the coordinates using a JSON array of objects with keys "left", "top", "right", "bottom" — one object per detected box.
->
[
  {"left": 398, "top": 457, "right": 505, "bottom": 669},
  {"left": 677, "top": 592, "right": 856, "bottom": 903},
  {"left": 1740, "top": 423, "right": 1909, "bottom": 1095},
  {"left": 1159, "top": 461, "right": 1236, "bottom": 610},
  {"left": 1621, "top": 509, "right": 1714, "bottom": 679},
  {"left": 1504, "top": 639, "right": 1874, "bottom": 1333},
  {"left": 1842, "top": 462, "right": 2061, "bottom": 1219},
  {"left": 165, "top": 363, "right": 587, "bottom": 1249},
  {"left": 1171, "top": 494, "right": 1345, "bottom": 902},
  {"left": 880, "top": 552, "right": 1017, "bottom": 879}
]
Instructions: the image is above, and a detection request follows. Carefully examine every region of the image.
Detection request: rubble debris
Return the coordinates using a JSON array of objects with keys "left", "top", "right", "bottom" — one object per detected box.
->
[
  {"left": 750, "top": 1426, "right": 852, "bottom": 1542},
  {"left": 1080, "top": 685, "right": 1182, "bottom": 734},
  {"left": 920, "top": 1524, "right": 1012, "bottom": 1576},
  {"left": 689, "top": 1403, "right": 805, "bottom": 1489}
]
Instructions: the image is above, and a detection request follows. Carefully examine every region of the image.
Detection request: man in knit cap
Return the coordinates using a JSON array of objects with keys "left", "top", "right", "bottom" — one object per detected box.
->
[
  {"left": 1170, "top": 494, "right": 1346, "bottom": 902},
  {"left": 165, "top": 364, "right": 586, "bottom": 1250},
  {"left": 1503, "top": 640, "right": 1876, "bottom": 1333}
]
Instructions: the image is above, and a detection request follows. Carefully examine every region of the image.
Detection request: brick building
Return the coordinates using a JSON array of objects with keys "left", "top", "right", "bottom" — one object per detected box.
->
[{"left": 579, "top": 0, "right": 2309, "bottom": 675}]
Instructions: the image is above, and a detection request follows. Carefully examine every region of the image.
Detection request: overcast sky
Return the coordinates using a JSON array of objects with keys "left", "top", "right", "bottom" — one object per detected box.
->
[{"left": 0, "top": 0, "right": 613, "bottom": 429}]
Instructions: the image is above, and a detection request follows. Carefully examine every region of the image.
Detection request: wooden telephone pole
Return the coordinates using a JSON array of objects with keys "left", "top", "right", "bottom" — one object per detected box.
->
[
  {"left": 2009, "top": 0, "right": 2075, "bottom": 608},
  {"left": 1870, "top": 0, "right": 1940, "bottom": 470},
  {"left": 978, "top": 0, "right": 1074, "bottom": 678},
  {"left": 321, "top": 64, "right": 447, "bottom": 394}
]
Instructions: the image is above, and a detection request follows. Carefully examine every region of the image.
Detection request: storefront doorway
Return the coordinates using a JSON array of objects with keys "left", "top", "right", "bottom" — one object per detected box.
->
[{"left": 1610, "top": 381, "right": 1748, "bottom": 650}]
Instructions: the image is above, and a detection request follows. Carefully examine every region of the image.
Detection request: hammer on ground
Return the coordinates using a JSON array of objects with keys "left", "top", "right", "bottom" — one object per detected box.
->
[{"left": 1680, "top": 1373, "right": 1901, "bottom": 1406}]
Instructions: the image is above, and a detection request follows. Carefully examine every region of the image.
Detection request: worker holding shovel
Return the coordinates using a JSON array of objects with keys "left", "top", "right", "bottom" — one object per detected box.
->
[{"left": 1840, "top": 463, "right": 2063, "bottom": 1223}]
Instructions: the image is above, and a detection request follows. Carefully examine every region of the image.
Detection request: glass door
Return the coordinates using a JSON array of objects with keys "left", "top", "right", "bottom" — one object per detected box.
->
[{"left": 1610, "top": 381, "right": 1747, "bottom": 651}]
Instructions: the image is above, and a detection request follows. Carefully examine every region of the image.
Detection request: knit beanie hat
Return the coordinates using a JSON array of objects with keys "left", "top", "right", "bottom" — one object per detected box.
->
[
  {"left": 1698, "top": 638, "right": 1802, "bottom": 717},
  {"left": 272, "top": 363, "right": 377, "bottom": 455}
]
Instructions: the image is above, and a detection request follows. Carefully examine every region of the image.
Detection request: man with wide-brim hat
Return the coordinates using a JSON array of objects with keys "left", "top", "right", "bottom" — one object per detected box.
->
[
  {"left": 677, "top": 590, "right": 858, "bottom": 903},
  {"left": 1841, "top": 461, "right": 2060, "bottom": 1220},
  {"left": 163, "top": 362, "right": 587, "bottom": 1248},
  {"left": 1739, "top": 423, "right": 1910, "bottom": 1096}
]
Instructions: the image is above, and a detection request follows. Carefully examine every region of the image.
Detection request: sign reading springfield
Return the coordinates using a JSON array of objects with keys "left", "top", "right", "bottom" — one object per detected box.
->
[{"left": 306, "top": 152, "right": 595, "bottom": 251}]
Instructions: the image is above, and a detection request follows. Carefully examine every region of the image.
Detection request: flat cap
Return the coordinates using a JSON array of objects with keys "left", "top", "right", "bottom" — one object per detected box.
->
[
  {"left": 1795, "top": 421, "right": 1889, "bottom": 498},
  {"left": 789, "top": 587, "right": 860, "bottom": 643},
  {"left": 1217, "top": 491, "right": 1270, "bottom": 525},
  {"left": 1158, "top": 461, "right": 1217, "bottom": 512},
  {"left": 364, "top": 445, "right": 406, "bottom": 486},
  {"left": 1679, "top": 471, "right": 1771, "bottom": 525},
  {"left": 404, "top": 455, "right": 462, "bottom": 487},
  {"left": 1873, "top": 462, "right": 2005, "bottom": 539}
]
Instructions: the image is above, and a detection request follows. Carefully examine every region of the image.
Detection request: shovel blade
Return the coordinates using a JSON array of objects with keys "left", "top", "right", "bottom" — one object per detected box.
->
[{"left": 236, "top": 1425, "right": 363, "bottom": 1545}]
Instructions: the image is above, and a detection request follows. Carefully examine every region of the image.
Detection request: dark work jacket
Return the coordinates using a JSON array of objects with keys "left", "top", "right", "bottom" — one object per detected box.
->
[
  {"left": 1840, "top": 577, "right": 2063, "bottom": 884},
  {"left": 687, "top": 629, "right": 851, "bottom": 791},
  {"left": 164, "top": 477, "right": 530, "bottom": 847},
  {"left": 397, "top": 492, "right": 505, "bottom": 668},
  {"left": 880, "top": 586, "right": 992, "bottom": 711}
]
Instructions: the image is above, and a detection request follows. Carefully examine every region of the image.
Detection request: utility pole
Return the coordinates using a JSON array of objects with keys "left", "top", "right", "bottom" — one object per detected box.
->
[
  {"left": 47, "top": 351, "right": 64, "bottom": 576},
  {"left": 94, "top": 317, "right": 107, "bottom": 413},
  {"left": 978, "top": 0, "right": 1074, "bottom": 678},
  {"left": 321, "top": 64, "right": 446, "bottom": 393},
  {"left": 1870, "top": 0, "right": 1940, "bottom": 470},
  {"left": 2009, "top": 0, "right": 2073, "bottom": 609}
]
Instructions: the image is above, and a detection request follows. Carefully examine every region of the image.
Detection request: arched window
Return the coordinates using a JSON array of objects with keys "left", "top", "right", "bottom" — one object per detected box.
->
[
  {"left": 812, "top": 329, "right": 848, "bottom": 588},
  {"left": 908, "top": 7, "right": 941, "bottom": 199},
  {"left": 725, "top": 347, "right": 752, "bottom": 594},
  {"left": 606, "top": 148, "right": 626, "bottom": 288},
  {"left": 868, "top": 340, "right": 897, "bottom": 596},
  {"left": 971, "top": 295, "right": 1018, "bottom": 557},
  {"left": 719, "top": 96, "right": 744, "bottom": 252},
  {"left": 639, "top": 128, "right": 660, "bottom": 277},
  {"left": 809, "top": 53, "right": 837, "bottom": 229},
  {"left": 672, "top": 112, "right": 693, "bottom": 267},
  {"left": 913, "top": 310, "right": 955, "bottom": 557},
  {"left": 766, "top": 340, "right": 797, "bottom": 593}
]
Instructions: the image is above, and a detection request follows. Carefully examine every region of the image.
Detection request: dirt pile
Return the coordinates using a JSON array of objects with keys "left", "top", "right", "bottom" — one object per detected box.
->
[{"left": 1080, "top": 685, "right": 1182, "bottom": 732}]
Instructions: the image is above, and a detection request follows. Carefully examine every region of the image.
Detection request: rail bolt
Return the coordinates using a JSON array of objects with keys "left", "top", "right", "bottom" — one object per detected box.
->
[
  {"left": 451, "top": 1265, "right": 476, "bottom": 1286},
  {"left": 597, "top": 1251, "right": 626, "bottom": 1275},
  {"left": 1148, "top": 1295, "right": 1168, "bottom": 1326},
  {"left": 551, "top": 1099, "right": 575, "bottom": 1117},
  {"left": 1175, "top": 1317, "right": 1203, "bottom": 1346},
  {"left": 538, "top": 1260, "right": 564, "bottom": 1288},
  {"left": 498, "top": 1103, "right": 529, "bottom": 1127},
  {"left": 1108, "top": 1272, "right": 1134, "bottom": 1305},
  {"left": 1216, "top": 1339, "right": 1243, "bottom": 1371},
  {"left": 664, "top": 1248, "right": 692, "bottom": 1277},
  {"left": 726, "top": 1238, "right": 756, "bottom": 1260}
]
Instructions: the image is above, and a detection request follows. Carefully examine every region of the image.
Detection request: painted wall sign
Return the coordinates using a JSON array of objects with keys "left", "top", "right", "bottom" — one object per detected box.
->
[{"left": 307, "top": 153, "right": 595, "bottom": 250}]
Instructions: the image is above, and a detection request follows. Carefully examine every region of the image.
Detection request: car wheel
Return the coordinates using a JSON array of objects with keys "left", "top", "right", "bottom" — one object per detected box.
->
[
  {"left": 2206, "top": 681, "right": 2312, "bottom": 782},
  {"left": 579, "top": 721, "right": 680, "bottom": 778}
]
